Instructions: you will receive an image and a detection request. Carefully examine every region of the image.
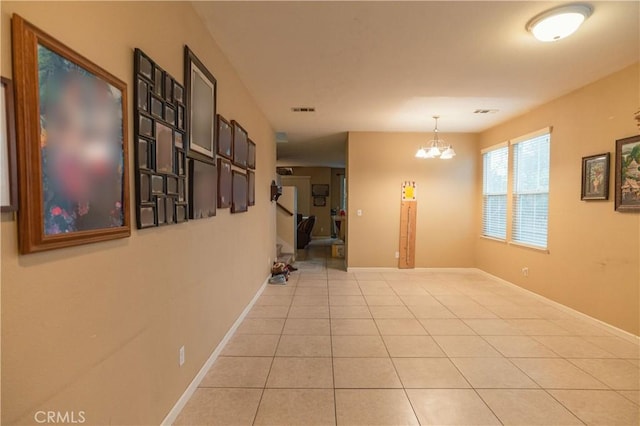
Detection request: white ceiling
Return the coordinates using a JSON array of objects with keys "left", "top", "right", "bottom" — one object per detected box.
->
[{"left": 193, "top": 1, "right": 639, "bottom": 167}]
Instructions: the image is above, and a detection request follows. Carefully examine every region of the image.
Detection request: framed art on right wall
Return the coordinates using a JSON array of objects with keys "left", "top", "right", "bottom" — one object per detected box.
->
[
  {"left": 581, "top": 153, "right": 609, "bottom": 201},
  {"left": 615, "top": 135, "right": 640, "bottom": 212}
]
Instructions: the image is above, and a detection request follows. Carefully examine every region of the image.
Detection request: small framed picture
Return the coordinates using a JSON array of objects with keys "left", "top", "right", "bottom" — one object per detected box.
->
[
  {"left": 231, "top": 170, "right": 248, "bottom": 213},
  {"left": 248, "top": 170, "right": 255, "bottom": 206},
  {"left": 231, "top": 120, "right": 248, "bottom": 169},
  {"left": 312, "top": 184, "right": 330, "bottom": 196},
  {"left": 247, "top": 139, "right": 256, "bottom": 170},
  {"left": 217, "top": 157, "right": 232, "bottom": 209},
  {"left": 217, "top": 114, "right": 233, "bottom": 160},
  {"left": 615, "top": 135, "right": 640, "bottom": 212},
  {"left": 155, "top": 122, "right": 174, "bottom": 174},
  {"left": 581, "top": 153, "right": 610, "bottom": 200},
  {"left": 1, "top": 77, "right": 18, "bottom": 212},
  {"left": 313, "top": 196, "right": 326, "bottom": 207},
  {"left": 189, "top": 159, "right": 216, "bottom": 219}
]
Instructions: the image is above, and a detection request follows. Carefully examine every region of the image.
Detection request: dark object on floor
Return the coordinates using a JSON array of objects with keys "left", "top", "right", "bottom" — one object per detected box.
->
[
  {"left": 297, "top": 215, "right": 316, "bottom": 249},
  {"left": 286, "top": 264, "right": 298, "bottom": 272}
]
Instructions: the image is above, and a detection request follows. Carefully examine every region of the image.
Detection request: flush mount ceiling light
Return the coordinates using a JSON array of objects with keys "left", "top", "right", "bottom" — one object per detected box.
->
[
  {"left": 527, "top": 3, "right": 593, "bottom": 42},
  {"left": 415, "top": 116, "right": 456, "bottom": 160}
]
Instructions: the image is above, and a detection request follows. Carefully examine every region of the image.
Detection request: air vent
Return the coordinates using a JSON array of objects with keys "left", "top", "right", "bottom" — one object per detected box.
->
[
  {"left": 474, "top": 109, "right": 499, "bottom": 114},
  {"left": 291, "top": 107, "right": 316, "bottom": 112}
]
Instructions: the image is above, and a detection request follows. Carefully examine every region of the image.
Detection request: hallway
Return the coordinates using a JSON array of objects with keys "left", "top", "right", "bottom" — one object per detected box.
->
[{"left": 174, "top": 246, "right": 639, "bottom": 425}]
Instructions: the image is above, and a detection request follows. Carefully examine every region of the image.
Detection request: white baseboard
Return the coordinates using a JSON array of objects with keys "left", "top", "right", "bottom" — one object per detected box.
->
[
  {"left": 475, "top": 269, "right": 640, "bottom": 344},
  {"left": 160, "top": 275, "right": 270, "bottom": 426},
  {"left": 346, "top": 267, "right": 474, "bottom": 273}
]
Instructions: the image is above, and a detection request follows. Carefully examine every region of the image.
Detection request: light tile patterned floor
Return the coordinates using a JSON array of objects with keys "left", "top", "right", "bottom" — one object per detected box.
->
[{"left": 175, "top": 242, "right": 640, "bottom": 425}]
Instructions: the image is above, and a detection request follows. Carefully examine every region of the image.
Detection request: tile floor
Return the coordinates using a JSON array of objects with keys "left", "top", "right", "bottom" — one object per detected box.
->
[{"left": 175, "top": 242, "right": 640, "bottom": 425}]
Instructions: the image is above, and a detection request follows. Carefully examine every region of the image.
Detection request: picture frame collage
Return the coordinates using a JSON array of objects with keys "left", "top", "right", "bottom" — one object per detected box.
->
[{"left": 134, "top": 49, "right": 188, "bottom": 228}]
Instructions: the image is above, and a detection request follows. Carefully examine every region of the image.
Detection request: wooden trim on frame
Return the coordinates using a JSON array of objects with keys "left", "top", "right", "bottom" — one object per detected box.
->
[
  {"left": 580, "top": 152, "right": 609, "bottom": 201},
  {"left": 12, "top": 14, "right": 130, "bottom": 253},
  {"left": 615, "top": 134, "right": 640, "bottom": 212},
  {"left": 1, "top": 76, "right": 18, "bottom": 212}
]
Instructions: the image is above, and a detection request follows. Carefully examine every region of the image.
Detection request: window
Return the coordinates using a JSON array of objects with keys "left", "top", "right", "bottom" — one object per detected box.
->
[
  {"left": 512, "top": 132, "right": 550, "bottom": 248},
  {"left": 482, "top": 145, "right": 508, "bottom": 239}
]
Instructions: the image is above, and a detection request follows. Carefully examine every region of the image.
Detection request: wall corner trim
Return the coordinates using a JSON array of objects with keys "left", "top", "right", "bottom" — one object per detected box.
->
[
  {"left": 475, "top": 268, "right": 640, "bottom": 344},
  {"left": 160, "top": 275, "right": 271, "bottom": 425}
]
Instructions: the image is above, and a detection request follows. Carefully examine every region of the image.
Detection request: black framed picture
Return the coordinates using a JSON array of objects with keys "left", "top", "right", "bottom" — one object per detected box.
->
[
  {"left": 615, "top": 135, "right": 640, "bottom": 212},
  {"left": 231, "top": 170, "right": 248, "bottom": 213},
  {"left": 248, "top": 170, "right": 255, "bottom": 206},
  {"left": 312, "top": 184, "right": 330, "bottom": 196},
  {"left": 184, "top": 45, "right": 216, "bottom": 161},
  {"left": 133, "top": 48, "right": 186, "bottom": 229},
  {"left": 247, "top": 139, "right": 256, "bottom": 170},
  {"left": 581, "top": 153, "right": 609, "bottom": 201},
  {"left": 232, "top": 120, "right": 248, "bottom": 169},
  {"left": 189, "top": 159, "right": 216, "bottom": 219},
  {"left": 217, "top": 114, "right": 233, "bottom": 160},
  {"left": 217, "top": 157, "right": 232, "bottom": 209}
]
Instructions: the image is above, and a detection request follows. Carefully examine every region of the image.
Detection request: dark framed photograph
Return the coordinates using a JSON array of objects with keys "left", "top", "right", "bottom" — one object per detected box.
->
[
  {"left": 217, "top": 157, "right": 232, "bottom": 209},
  {"left": 615, "top": 135, "right": 640, "bottom": 212},
  {"left": 232, "top": 120, "right": 248, "bottom": 169},
  {"left": 231, "top": 170, "right": 248, "bottom": 213},
  {"left": 12, "top": 15, "right": 130, "bottom": 253},
  {"left": 155, "top": 122, "right": 174, "bottom": 174},
  {"left": 217, "top": 114, "right": 233, "bottom": 160},
  {"left": 313, "top": 196, "right": 326, "bottom": 207},
  {"left": 248, "top": 170, "right": 255, "bottom": 206},
  {"left": 247, "top": 139, "right": 256, "bottom": 170},
  {"left": 581, "top": 153, "right": 610, "bottom": 201},
  {"left": 312, "top": 184, "right": 330, "bottom": 196},
  {"left": 184, "top": 45, "right": 216, "bottom": 161},
  {"left": 189, "top": 159, "right": 216, "bottom": 219},
  {"left": 1, "top": 77, "right": 18, "bottom": 212}
]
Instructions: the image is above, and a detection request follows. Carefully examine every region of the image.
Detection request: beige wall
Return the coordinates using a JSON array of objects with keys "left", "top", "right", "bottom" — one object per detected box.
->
[
  {"left": 347, "top": 132, "right": 478, "bottom": 268},
  {"left": 291, "top": 167, "right": 333, "bottom": 236},
  {"left": 1, "top": 2, "right": 275, "bottom": 425},
  {"left": 476, "top": 63, "right": 640, "bottom": 335}
]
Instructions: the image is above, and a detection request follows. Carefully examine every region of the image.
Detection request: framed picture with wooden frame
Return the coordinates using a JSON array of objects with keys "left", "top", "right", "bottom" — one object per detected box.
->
[
  {"left": 247, "top": 139, "right": 256, "bottom": 170},
  {"left": 615, "top": 135, "right": 640, "bottom": 212},
  {"left": 184, "top": 45, "right": 217, "bottom": 162},
  {"left": 248, "top": 170, "right": 255, "bottom": 206},
  {"left": 1, "top": 77, "right": 18, "bottom": 212},
  {"left": 189, "top": 158, "right": 216, "bottom": 219},
  {"left": 231, "top": 120, "right": 248, "bottom": 169},
  {"left": 581, "top": 153, "right": 609, "bottom": 201},
  {"left": 231, "top": 170, "right": 248, "bottom": 213},
  {"left": 12, "top": 15, "right": 130, "bottom": 253},
  {"left": 217, "top": 157, "right": 232, "bottom": 208},
  {"left": 217, "top": 114, "right": 233, "bottom": 160}
]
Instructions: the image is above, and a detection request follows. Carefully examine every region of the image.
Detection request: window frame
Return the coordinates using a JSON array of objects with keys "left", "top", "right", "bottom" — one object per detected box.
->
[{"left": 481, "top": 142, "right": 509, "bottom": 241}]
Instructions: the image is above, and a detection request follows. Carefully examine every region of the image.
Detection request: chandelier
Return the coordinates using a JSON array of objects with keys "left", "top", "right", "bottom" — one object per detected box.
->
[{"left": 415, "top": 116, "right": 456, "bottom": 160}]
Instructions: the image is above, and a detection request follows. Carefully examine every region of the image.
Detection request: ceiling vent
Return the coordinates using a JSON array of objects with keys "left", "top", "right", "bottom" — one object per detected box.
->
[
  {"left": 291, "top": 107, "right": 316, "bottom": 112},
  {"left": 474, "top": 109, "right": 499, "bottom": 114}
]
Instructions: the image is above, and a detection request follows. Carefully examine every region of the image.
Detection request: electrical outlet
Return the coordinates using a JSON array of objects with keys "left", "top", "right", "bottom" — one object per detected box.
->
[
  {"left": 395, "top": 251, "right": 400, "bottom": 259},
  {"left": 522, "top": 267, "right": 529, "bottom": 277},
  {"left": 320, "top": 227, "right": 324, "bottom": 233},
  {"left": 357, "top": 209, "right": 363, "bottom": 216},
  {"left": 179, "top": 346, "right": 185, "bottom": 366}
]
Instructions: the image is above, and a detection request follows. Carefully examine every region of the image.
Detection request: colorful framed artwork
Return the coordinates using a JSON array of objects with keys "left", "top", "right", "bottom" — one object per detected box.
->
[
  {"left": 1, "top": 77, "right": 18, "bottom": 212},
  {"left": 581, "top": 153, "right": 609, "bottom": 201},
  {"left": 12, "top": 15, "right": 130, "bottom": 253},
  {"left": 231, "top": 170, "right": 248, "bottom": 213},
  {"left": 184, "top": 45, "right": 216, "bottom": 161},
  {"left": 189, "top": 159, "right": 216, "bottom": 219},
  {"left": 231, "top": 120, "right": 248, "bottom": 169},
  {"left": 248, "top": 170, "right": 255, "bottom": 206},
  {"left": 615, "top": 135, "right": 640, "bottom": 212},
  {"left": 217, "top": 114, "right": 233, "bottom": 160},
  {"left": 247, "top": 139, "right": 256, "bottom": 170},
  {"left": 217, "top": 157, "right": 232, "bottom": 209}
]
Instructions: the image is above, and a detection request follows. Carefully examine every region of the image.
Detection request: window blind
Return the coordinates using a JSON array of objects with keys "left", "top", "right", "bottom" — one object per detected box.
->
[
  {"left": 512, "top": 133, "right": 550, "bottom": 248},
  {"left": 482, "top": 146, "right": 508, "bottom": 239}
]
